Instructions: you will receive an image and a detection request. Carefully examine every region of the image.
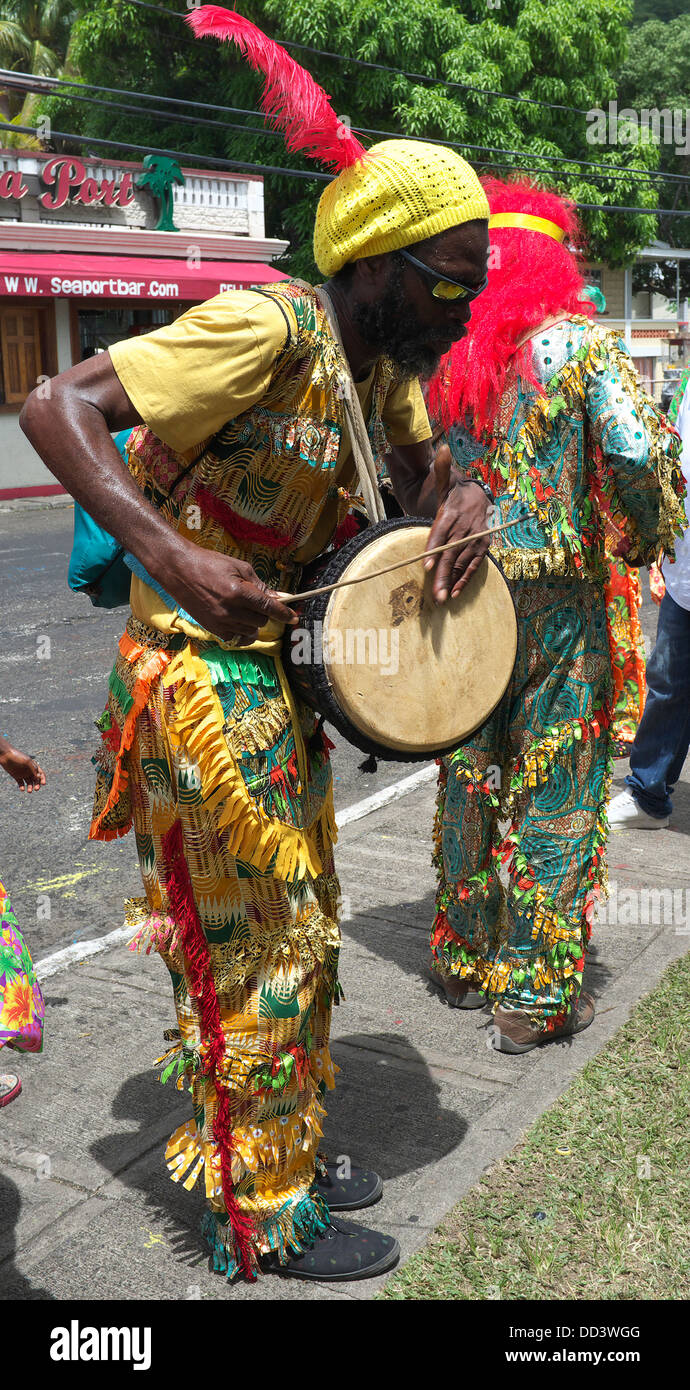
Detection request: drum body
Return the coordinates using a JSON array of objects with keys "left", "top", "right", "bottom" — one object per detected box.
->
[{"left": 283, "top": 517, "right": 517, "bottom": 761}]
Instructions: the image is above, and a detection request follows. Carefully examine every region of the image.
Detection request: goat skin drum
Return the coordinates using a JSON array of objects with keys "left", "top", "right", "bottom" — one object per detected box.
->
[{"left": 283, "top": 517, "right": 517, "bottom": 761}]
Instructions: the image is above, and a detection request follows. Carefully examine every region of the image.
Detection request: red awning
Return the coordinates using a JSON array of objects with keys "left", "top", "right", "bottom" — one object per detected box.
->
[{"left": 0, "top": 252, "right": 287, "bottom": 301}]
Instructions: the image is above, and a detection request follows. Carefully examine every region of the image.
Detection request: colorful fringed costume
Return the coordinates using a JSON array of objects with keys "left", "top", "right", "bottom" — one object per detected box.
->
[
  {"left": 91, "top": 278, "right": 430, "bottom": 1277},
  {"left": 429, "top": 182, "right": 685, "bottom": 1031},
  {"left": 603, "top": 552, "right": 646, "bottom": 756},
  {"left": 80, "top": 1, "right": 497, "bottom": 1276}
]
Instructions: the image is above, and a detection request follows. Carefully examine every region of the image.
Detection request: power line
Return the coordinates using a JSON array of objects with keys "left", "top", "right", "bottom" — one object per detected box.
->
[
  {"left": 0, "top": 72, "right": 280, "bottom": 141},
  {"left": 2, "top": 117, "right": 689, "bottom": 217},
  {"left": 3, "top": 73, "right": 680, "bottom": 195},
  {"left": 4, "top": 65, "right": 687, "bottom": 189},
  {"left": 0, "top": 119, "right": 330, "bottom": 181},
  {"left": 0, "top": 66, "right": 261, "bottom": 120},
  {"left": 125, "top": 0, "right": 596, "bottom": 118},
  {"left": 0, "top": 71, "right": 665, "bottom": 189}
]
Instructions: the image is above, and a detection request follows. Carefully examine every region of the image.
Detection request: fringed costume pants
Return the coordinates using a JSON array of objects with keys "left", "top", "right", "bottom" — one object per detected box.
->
[
  {"left": 431, "top": 579, "right": 613, "bottom": 1031},
  {"left": 604, "top": 557, "right": 646, "bottom": 755},
  {"left": 91, "top": 618, "right": 340, "bottom": 1280}
]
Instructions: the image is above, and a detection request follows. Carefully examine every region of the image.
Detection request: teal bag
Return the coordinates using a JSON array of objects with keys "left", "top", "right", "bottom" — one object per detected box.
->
[
  {"left": 68, "top": 431, "right": 198, "bottom": 610},
  {"left": 68, "top": 430, "right": 132, "bottom": 608}
]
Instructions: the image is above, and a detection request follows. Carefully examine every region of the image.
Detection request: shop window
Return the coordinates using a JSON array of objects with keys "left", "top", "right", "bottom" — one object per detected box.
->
[
  {"left": 76, "top": 305, "right": 177, "bottom": 360},
  {"left": 0, "top": 305, "right": 42, "bottom": 405},
  {"left": 632, "top": 356, "right": 655, "bottom": 397}
]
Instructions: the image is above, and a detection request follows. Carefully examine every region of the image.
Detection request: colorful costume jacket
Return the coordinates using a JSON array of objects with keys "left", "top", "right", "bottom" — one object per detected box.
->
[{"left": 458, "top": 317, "right": 685, "bottom": 582}]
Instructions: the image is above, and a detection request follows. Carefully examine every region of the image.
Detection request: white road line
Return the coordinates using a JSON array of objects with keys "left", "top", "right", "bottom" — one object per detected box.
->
[
  {"left": 35, "top": 925, "right": 134, "bottom": 981},
  {"left": 34, "top": 761, "right": 438, "bottom": 980},
  {"left": 335, "top": 762, "right": 437, "bottom": 828}
]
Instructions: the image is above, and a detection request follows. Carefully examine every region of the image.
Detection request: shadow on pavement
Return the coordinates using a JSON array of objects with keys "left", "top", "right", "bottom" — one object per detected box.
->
[
  {"left": 324, "top": 1030, "right": 468, "bottom": 1180},
  {"left": 343, "top": 890, "right": 615, "bottom": 1013},
  {"left": 90, "top": 1028, "right": 468, "bottom": 1272},
  {"left": 0, "top": 1173, "right": 55, "bottom": 1300},
  {"left": 667, "top": 781, "right": 690, "bottom": 836},
  {"left": 90, "top": 1069, "right": 208, "bottom": 1276},
  {"left": 581, "top": 941, "right": 615, "bottom": 1002}
]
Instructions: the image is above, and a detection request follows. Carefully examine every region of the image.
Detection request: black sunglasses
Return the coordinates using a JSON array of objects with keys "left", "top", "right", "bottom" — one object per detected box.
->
[{"left": 399, "top": 248, "right": 488, "bottom": 302}]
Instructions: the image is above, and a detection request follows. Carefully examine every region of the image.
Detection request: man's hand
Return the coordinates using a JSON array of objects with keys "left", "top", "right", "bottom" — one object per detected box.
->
[
  {"left": 167, "top": 544, "right": 298, "bottom": 642},
  {"left": 424, "top": 444, "right": 491, "bottom": 601}
]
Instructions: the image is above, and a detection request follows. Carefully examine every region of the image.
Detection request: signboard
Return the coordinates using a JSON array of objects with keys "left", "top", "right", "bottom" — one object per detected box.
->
[
  {"left": 0, "top": 157, "right": 135, "bottom": 209},
  {"left": 0, "top": 254, "right": 286, "bottom": 301},
  {"left": 2, "top": 271, "right": 181, "bottom": 298}
]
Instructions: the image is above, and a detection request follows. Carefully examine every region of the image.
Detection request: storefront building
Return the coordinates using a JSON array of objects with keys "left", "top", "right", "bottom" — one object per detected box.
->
[
  {"left": 0, "top": 148, "right": 288, "bottom": 497},
  {"left": 584, "top": 245, "right": 690, "bottom": 402}
]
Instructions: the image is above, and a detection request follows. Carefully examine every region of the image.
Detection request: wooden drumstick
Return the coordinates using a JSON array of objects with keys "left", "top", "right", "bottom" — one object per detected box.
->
[{"left": 276, "top": 515, "right": 521, "bottom": 605}]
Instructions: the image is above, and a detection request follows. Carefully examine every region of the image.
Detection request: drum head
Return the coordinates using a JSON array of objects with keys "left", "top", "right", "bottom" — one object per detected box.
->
[{"left": 323, "top": 525, "right": 517, "bottom": 755}]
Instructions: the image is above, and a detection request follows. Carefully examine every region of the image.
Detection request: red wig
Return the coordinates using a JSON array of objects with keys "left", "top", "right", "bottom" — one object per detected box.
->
[{"left": 428, "top": 178, "right": 595, "bottom": 437}]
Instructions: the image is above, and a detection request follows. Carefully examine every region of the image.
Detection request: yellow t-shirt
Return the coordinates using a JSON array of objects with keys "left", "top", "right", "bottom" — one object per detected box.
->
[
  {"left": 109, "top": 289, "right": 431, "bottom": 459},
  {"left": 109, "top": 288, "right": 431, "bottom": 643}
]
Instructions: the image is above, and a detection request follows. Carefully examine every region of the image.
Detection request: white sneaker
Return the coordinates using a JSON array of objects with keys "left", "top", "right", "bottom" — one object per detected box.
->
[{"left": 608, "top": 789, "right": 670, "bottom": 830}]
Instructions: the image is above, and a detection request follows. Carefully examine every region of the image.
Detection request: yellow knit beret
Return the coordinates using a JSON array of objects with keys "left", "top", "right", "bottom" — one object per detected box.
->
[{"left": 313, "top": 139, "right": 489, "bottom": 276}]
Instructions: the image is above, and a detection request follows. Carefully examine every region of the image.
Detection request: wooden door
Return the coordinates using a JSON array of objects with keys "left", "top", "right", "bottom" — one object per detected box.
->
[{"left": 0, "top": 306, "right": 42, "bottom": 404}]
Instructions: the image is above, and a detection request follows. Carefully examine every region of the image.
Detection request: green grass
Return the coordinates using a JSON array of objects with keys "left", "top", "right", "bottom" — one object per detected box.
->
[{"left": 381, "top": 953, "right": 690, "bottom": 1301}]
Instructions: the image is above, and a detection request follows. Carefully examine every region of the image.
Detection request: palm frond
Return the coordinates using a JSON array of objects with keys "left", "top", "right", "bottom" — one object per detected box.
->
[
  {"left": 28, "top": 36, "right": 62, "bottom": 76},
  {"left": 0, "top": 19, "right": 32, "bottom": 61}
]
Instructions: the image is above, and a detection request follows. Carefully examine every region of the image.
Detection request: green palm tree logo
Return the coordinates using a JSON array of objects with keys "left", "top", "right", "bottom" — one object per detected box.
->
[{"left": 135, "top": 154, "right": 185, "bottom": 232}]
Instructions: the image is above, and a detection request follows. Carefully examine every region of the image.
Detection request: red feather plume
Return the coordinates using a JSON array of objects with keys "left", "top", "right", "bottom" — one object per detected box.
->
[{"left": 186, "top": 6, "right": 367, "bottom": 172}]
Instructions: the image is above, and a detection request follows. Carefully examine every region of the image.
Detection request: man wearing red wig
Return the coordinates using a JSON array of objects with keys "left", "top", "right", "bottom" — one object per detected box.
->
[{"left": 427, "top": 180, "right": 685, "bottom": 1053}]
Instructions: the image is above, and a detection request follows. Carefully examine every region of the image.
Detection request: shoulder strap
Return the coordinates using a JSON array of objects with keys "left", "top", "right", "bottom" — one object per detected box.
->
[{"left": 313, "top": 285, "right": 386, "bottom": 525}]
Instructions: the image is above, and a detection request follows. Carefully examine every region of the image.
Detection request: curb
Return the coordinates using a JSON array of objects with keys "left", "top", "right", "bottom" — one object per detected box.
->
[{"left": 0, "top": 496, "right": 73, "bottom": 513}]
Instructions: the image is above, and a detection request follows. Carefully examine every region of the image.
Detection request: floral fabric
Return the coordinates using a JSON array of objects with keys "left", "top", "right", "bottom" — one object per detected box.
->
[
  {"left": 604, "top": 558, "right": 646, "bottom": 756},
  {"left": 0, "top": 879, "right": 44, "bottom": 1054}
]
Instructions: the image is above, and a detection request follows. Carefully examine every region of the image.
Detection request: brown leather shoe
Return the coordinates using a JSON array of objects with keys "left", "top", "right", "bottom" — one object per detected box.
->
[
  {"left": 491, "top": 991, "right": 595, "bottom": 1054},
  {"left": 427, "top": 962, "right": 486, "bottom": 1010}
]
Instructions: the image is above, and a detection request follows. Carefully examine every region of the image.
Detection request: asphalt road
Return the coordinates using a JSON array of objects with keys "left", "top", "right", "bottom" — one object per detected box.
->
[{"left": 0, "top": 504, "right": 423, "bottom": 961}]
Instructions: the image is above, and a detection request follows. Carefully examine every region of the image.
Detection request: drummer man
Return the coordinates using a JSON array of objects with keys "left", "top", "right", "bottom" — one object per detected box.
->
[{"left": 21, "top": 137, "right": 490, "bottom": 1283}]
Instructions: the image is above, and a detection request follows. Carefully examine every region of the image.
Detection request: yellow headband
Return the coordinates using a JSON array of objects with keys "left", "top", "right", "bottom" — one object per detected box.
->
[{"left": 488, "top": 213, "right": 566, "bottom": 242}]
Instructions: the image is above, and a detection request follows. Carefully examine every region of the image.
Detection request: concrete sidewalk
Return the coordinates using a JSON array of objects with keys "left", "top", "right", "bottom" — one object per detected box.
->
[{"left": 1, "top": 765, "right": 689, "bottom": 1302}]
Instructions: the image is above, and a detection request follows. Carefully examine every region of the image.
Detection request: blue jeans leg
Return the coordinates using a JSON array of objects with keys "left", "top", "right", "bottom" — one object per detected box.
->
[{"left": 625, "top": 592, "right": 690, "bottom": 818}]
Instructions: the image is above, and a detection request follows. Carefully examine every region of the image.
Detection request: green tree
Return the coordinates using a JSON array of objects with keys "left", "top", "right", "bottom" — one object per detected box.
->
[
  {"left": 633, "top": 0, "right": 687, "bottom": 23},
  {"left": 617, "top": 15, "right": 690, "bottom": 300},
  {"left": 40, "top": 0, "right": 669, "bottom": 276},
  {"left": 0, "top": 0, "right": 76, "bottom": 140}
]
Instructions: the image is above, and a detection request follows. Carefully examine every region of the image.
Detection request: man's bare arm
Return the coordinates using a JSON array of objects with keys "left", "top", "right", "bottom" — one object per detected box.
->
[{"left": 20, "top": 354, "right": 295, "bottom": 640}]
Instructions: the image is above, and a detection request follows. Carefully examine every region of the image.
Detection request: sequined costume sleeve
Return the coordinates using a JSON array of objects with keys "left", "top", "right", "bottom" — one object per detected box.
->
[{"left": 584, "top": 326, "right": 686, "bottom": 565}]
